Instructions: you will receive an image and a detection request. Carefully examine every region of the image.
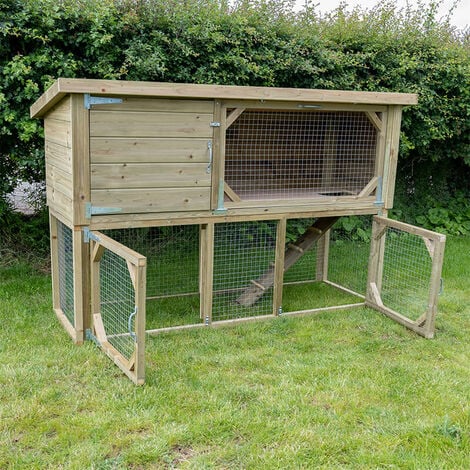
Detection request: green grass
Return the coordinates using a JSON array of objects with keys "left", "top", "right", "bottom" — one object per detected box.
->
[{"left": 1, "top": 236, "right": 469, "bottom": 468}]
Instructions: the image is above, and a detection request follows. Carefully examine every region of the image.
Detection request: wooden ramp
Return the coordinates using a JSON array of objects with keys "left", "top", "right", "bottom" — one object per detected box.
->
[{"left": 236, "top": 217, "right": 340, "bottom": 307}]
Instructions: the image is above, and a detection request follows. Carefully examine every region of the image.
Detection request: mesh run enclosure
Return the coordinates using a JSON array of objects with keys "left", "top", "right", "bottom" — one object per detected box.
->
[
  {"left": 212, "top": 221, "right": 277, "bottom": 321},
  {"left": 225, "top": 110, "right": 377, "bottom": 200},
  {"left": 99, "top": 248, "right": 137, "bottom": 360},
  {"left": 57, "top": 220, "right": 74, "bottom": 325}
]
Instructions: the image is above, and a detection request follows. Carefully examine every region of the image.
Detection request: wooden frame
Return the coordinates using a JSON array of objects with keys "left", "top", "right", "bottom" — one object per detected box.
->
[
  {"left": 49, "top": 212, "right": 88, "bottom": 344},
  {"left": 89, "top": 231, "right": 147, "bottom": 385},
  {"left": 366, "top": 216, "right": 446, "bottom": 338}
]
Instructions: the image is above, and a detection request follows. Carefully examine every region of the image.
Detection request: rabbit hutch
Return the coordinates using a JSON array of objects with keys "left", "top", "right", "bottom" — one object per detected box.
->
[{"left": 31, "top": 78, "right": 446, "bottom": 384}]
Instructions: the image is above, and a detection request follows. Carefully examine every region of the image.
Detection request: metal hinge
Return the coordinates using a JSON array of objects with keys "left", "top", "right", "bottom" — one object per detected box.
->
[
  {"left": 213, "top": 178, "right": 227, "bottom": 215},
  {"left": 210, "top": 121, "right": 221, "bottom": 127},
  {"left": 128, "top": 307, "right": 137, "bottom": 342},
  {"left": 86, "top": 328, "right": 101, "bottom": 346},
  {"left": 83, "top": 227, "right": 100, "bottom": 244},
  {"left": 85, "top": 202, "right": 122, "bottom": 218},
  {"left": 374, "top": 176, "right": 384, "bottom": 207},
  {"left": 84, "top": 94, "right": 123, "bottom": 109}
]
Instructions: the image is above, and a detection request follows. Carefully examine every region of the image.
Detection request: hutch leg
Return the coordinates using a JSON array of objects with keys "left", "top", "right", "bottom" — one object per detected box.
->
[
  {"left": 273, "top": 218, "right": 287, "bottom": 316},
  {"left": 315, "top": 228, "right": 331, "bottom": 282},
  {"left": 199, "top": 223, "right": 214, "bottom": 325},
  {"left": 49, "top": 213, "right": 61, "bottom": 314},
  {"left": 72, "top": 227, "right": 90, "bottom": 344}
]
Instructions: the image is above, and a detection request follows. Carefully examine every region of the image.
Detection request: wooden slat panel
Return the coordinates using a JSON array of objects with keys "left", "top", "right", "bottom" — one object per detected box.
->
[
  {"left": 46, "top": 185, "right": 73, "bottom": 223},
  {"left": 45, "top": 140, "right": 72, "bottom": 174},
  {"left": 91, "top": 163, "right": 211, "bottom": 189},
  {"left": 46, "top": 163, "right": 73, "bottom": 198},
  {"left": 71, "top": 94, "right": 91, "bottom": 226},
  {"left": 91, "top": 97, "right": 213, "bottom": 113},
  {"left": 90, "top": 111, "right": 213, "bottom": 138},
  {"left": 91, "top": 187, "right": 211, "bottom": 213},
  {"left": 90, "top": 137, "right": 209, "bottom": 163},
  {"left": 44, "top": 118, "right": 72, "bottom": 148}
]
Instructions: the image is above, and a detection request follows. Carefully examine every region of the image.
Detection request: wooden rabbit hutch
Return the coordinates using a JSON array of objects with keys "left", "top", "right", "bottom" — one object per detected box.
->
[{"left": 31, "top": 79, "right": 446, "bottom": 384}]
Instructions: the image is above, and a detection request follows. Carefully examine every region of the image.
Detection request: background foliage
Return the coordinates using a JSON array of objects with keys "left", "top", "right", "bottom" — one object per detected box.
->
[{"left": 1, "top": 0, "right": 469, "bottom": 255}]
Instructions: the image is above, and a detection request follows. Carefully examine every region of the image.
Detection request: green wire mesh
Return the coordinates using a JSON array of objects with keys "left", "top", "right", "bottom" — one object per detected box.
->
[
  {"left": 328, "top": 216, "right": 372, "bottom": 296},
  {"left": 212, "top": 221, "right": 277, "bottom": 321},
  {"left": 99, "top": 247, "right": 136, "bottom": 360},
  {"left": 57, "top": 221, "right": 74, "bottom": 326},
  {"left": 380, "top": 227, "right": 432, "bottom": 321},
  {"left": 103, "top": 226, "right": 199, "bottom": 298}
]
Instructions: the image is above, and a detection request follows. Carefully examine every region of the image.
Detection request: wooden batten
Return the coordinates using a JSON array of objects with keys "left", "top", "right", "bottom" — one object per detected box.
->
[{"left": 382, "top": 105, "right": 403, "bottom": 209}]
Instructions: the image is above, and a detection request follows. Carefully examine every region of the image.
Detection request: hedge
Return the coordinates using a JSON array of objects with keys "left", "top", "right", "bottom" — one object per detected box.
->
[{"left": 1, "top": 0, "right": 469, "bottom": 242}]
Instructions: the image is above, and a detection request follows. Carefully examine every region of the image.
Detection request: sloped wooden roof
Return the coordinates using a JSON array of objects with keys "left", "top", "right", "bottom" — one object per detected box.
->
[{"left": 31, "top": 78, "right": 418, "bottom": 118}]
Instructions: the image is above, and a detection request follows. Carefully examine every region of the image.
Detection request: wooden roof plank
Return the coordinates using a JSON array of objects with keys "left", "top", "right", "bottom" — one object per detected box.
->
[{"left": 31, "top": 78, "right": 418, "bottom": 118}]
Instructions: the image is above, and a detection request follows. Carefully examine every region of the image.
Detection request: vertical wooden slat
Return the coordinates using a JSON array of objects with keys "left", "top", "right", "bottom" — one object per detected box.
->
[
  {"left": 49, "top": 213, "right": 61, "bottom": 312},
  {"left": 71, "top": 94, "right": 90, "bottom": 225},
  {"left": 374, "top": 111, "right": 387, "bottom": 185},
  {"left": 72, "top": 228, "right": 86, "bottom": 344},
  {"left": 423, "top": 235, "right": 446, "bottom": 338},
  {"left": 134, "top": 260, "right": 147, "bottom": 385},
  {"left": 315, "top": 228, "right": 331, "bottom": 282},
  {"left": 211, "top": 100, "right": 222, "bottom": 210},
  {"left": 382, "top": 106, "right": 402, "bottom": 209},
  {"left": 273, "top": 218, "right": 286, "bottom": 316},
  {"left": 199, "top": 223, "right": 214, "bottom": 324},
  {"left": 199, "top": 224, "right": 206, "bottom": 319},
  {"left": 365, "top": 217, "right": 386, "bottom": 306},
  {"left": 90, "top": 240, "right": 104, "bottom": 320}
]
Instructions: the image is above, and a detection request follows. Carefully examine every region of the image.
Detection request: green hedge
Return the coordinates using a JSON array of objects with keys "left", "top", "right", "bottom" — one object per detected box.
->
[{"left": 1, "top": 0, "right": 469, "bottom": 248}]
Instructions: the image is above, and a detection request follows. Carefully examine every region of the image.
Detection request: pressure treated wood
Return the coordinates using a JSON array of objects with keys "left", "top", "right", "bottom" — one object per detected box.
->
[
  {"left": 90, "top": 137, "right": 210, "bottom": 164},
  {"left": 71, "top": 94, "right": 91, "bottom": 225},
  {"left": 90, "top": 110, "right": 213, "bottom": 138},
  {"left": 91, "top": 187, "right": 211, "bottom": 214},
  {"left": 91, "top": 163, "right": 211, "bottom": 189}
]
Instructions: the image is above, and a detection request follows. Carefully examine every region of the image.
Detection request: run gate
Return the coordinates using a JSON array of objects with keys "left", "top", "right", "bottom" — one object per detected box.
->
[{"left": 88, "top": 230, "right": 147, "bottom": 385}]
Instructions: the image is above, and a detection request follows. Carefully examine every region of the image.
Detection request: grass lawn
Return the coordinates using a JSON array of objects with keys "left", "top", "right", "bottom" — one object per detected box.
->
[{"left": 0, "top": 236, "right": 469, "bottom": 469}]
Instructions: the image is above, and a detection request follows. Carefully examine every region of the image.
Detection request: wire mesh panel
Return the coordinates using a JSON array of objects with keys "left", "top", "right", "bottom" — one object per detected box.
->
[
  {"left": 212, "top": 221, "right": 277, "bottom": 321},
  {"left": 328, "top": 215, "right": 372, "bottom": 296},
  {"left": 225, "top": 110, "right": 377, "bottom": 201},
  {"left": 280, "top": 216, "right": 365, "bottom": 313},
  {"left": 366, "top": 216, "right": 446, "bottom": 338},
  {"left": 90, "top": 231, "right": 146, "bottom": 384},
  {"left": 99, "top": 249, "right": 137, "bottom": 360},
  {"left": 57, "top": 220, "right": 74, "bottom": 325},
  {"left": 103, "top": 226, "right": 201, "bottom": 329},
  {"left": 283, "top": 218, "right": 317, "bottom": 285},
  {"left": 103, "top": 226, "right": 199, "bottom": 298}
]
